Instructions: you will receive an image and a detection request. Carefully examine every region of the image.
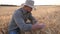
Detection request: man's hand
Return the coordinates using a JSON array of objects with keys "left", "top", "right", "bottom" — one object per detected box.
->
[{"left": 32, "top": 23, "right": 45, "bottom": 31}]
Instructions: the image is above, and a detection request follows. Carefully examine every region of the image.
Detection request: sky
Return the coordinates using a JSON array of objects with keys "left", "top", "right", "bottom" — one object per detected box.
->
[{"left": 0, "top": 0, "right": 60, "bottom": 5}]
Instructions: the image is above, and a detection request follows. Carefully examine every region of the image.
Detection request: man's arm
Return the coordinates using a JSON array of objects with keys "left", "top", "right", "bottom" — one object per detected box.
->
[
  {"left": 28, "top": 13, "right": 37, "bottom": 24},
  {"left": 13, "top": 10, "right": 32, "bottom": 32}
]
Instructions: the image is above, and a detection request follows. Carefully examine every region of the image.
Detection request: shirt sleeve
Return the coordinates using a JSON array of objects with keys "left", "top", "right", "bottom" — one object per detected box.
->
[
  {"left": 28, "top": 13, "right": 37, "bottom": 24},
  {"left": 13, "top": 10, "right": 32, "bottom": 32}
]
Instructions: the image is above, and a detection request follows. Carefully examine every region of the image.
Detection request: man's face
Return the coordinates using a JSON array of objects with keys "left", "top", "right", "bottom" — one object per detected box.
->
[{"left": 24, "top": 5, "right": 32, "bottom": 13}]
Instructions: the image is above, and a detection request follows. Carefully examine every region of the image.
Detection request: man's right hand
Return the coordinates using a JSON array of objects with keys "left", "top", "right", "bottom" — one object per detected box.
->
[{"left": 32, "top": 23, "right": 45, "bottom": 31}]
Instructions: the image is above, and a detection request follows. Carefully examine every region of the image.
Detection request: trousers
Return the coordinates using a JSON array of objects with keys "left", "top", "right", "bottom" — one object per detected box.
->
[{"left": 8, "top": 28, "right": 20, "bottom": 34}]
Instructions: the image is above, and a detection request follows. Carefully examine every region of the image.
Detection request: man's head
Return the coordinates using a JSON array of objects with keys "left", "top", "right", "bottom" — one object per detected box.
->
[
  {"left": 23, "top": 0, "right": 34, "bottom": 12},
  {"left": 23, "top": 5, "right": 32, "bottom": 12}
]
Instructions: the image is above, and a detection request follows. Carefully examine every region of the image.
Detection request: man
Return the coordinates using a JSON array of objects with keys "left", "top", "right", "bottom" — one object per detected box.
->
[{"left": 8, "top": 0, "right": 45, "bottom": 34}]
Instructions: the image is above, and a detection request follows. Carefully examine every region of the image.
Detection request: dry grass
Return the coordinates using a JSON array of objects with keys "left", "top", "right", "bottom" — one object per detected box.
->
[{"left": 0, "top": 6, "right": 60, "bottom": 34}]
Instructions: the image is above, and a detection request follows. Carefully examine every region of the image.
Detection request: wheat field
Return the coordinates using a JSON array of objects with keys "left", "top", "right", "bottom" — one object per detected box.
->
[{"left": 0, "top": 5, "right": 60, "bottom": 34}]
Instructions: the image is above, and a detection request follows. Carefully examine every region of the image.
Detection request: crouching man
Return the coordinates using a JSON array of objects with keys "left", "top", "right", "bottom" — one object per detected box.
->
[{"left": 8, "top": 0, "right": 45, "bottom": 34}]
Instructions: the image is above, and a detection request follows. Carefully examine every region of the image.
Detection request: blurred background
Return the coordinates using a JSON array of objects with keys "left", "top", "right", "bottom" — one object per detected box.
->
[{"left": 0, "top": 0, "right": 60, "bottom": 34}]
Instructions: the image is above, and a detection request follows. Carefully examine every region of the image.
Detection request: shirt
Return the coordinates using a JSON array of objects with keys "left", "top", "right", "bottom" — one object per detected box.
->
[{"left": 8, "top": 8, "right": 37, "bottom": 32}]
